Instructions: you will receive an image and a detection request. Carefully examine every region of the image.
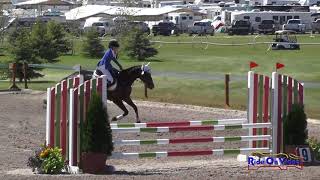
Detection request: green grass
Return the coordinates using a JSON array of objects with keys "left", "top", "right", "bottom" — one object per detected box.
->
[
  {"left": 1, "top": 34, "right": 319, "bottom": 118},
  {"left": 131, "top": 77, "right": 247, "bottom": 109},
  {"left": 69, "top": 34, "right": 320, "bottom": 81},
  {"left": 0, "top": 81, "right": 55, "bottom": 91}
]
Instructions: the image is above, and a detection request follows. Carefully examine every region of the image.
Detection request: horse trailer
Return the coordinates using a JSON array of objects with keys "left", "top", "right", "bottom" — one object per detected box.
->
[{"left": 167, "top": 12, "right": 195, "bottom": 32}]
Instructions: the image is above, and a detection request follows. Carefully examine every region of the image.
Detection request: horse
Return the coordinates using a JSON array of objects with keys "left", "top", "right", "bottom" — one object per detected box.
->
[{"left": 65, "top": 64, "right": 154, "bottom": 123}]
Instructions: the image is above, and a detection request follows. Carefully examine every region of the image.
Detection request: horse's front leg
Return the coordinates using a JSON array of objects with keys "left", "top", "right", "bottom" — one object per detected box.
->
[
  {"left": 111, "top": 99, "right": 128, "bottom": 121},
  {"left": 123, "top": 97, "right": 140, "bottom": 123}
]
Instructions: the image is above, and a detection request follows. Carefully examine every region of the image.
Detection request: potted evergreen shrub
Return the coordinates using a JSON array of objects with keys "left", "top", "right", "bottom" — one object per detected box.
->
[
  {"left": 283, "top": 104, "right": 308, "bottom": 154},
  {"left": 81, "top": 93, "right": 113, "bottom": 174}
]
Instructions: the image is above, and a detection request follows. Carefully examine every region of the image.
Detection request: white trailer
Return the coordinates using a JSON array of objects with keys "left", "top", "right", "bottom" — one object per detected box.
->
[
  {"left": 167, "top": 12, "right": 195, "bottom": 32},
  {"left": 230, "top": 11, "right": 312, "bottom": 31}
]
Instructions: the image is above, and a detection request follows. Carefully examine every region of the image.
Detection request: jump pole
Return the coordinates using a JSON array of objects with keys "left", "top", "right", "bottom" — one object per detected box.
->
[
  {"left": 113, "top": 135, "right": 271, "bottom": 146},
  {"left": 111, "top": 123, "right": 271, "bottom": 133},
  {"left": 111, "top": 148, "right": 270, "bottom": 159},
  {"left": 110, "top": 118, "right": 247, "bottom": 128}
]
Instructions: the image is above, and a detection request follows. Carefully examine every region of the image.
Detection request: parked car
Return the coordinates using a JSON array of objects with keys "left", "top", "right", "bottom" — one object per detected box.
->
[
  {"left": 312, "top": 19, "right": 320, "bottom": 34},
  {"left": 257, "top": 20, "right": 276, "bottom": 34},
  {"left": 83, "top": 18, "right": 114, "bottom": 36},
  {"left": 272, "top": 30, "right": 300, "bottom": 50},
  {"left": 152, "top": 22, "right": 179, "bottom": 36},
  {"left": 282, "top": 19, "right": 306, "bottom": 33},
  {"left": 128, "top": 21, "right": 150, "bottom": 34},
  {"left": 188, "top": 21, "right": 214, "bottom": 36},
  {"left": 227, "top": 20, "right": 253, "bottom": 35},
  {"left": 88, "top": 22, "right": 108, "bottom": 36}
]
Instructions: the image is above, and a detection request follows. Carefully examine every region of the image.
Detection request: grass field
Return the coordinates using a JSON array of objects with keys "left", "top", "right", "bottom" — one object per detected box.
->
[{"left": 1, "top": 34, "right": 320, "bottom": 118}]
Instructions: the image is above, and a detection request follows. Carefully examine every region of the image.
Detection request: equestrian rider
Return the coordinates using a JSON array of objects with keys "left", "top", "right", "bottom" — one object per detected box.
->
[{"left": 96, "top": 40, "right": 123, "bottom": 86}]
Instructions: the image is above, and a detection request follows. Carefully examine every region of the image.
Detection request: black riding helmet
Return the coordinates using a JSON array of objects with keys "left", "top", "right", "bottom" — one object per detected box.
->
[{"left": 109, "top": 39, "right": 120, "bottom": 49}]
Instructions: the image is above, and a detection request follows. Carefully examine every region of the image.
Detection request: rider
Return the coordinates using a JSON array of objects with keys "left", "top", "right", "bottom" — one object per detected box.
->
[{"left": 96, "top": 39, "right": 123, "bottom": 86}]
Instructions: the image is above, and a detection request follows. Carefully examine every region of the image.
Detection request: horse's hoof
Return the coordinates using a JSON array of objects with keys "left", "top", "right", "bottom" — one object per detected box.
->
[{"left": 111, "top": 117, "right": 117, "bottom": 121}]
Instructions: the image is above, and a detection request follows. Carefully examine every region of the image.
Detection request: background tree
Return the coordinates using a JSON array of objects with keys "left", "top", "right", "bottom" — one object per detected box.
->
[
  {"left": 6, "top": 20, "right": 71, "bottom": 81},
  {"left": 0, "top": 4, "right": 6, "bottom": 54},
  {"left": 30, "top": 21, "right": 58, "bottom": 62},
  {"left": 82, "top": 28, "right": 105, "bottom": 58},
  {"left": 122, "top": 28, "right": 158, "bottom": 61},
  {"left": 47, "top": 21, "right": 71, "bottom": 55},
  {"left": 9, "top": 29, "right": 38, "bottom": 63},
  {"left": 8, "top": 28, "right": 43, "bottom": 80},
  {"left": 111, "top": 4, "right": 156, "bottom": 61}
]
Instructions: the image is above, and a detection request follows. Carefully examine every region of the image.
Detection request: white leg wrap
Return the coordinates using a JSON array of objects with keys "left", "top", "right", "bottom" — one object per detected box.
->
[{"left": 116, "top": 114, "right": 124, "bottom": 120}]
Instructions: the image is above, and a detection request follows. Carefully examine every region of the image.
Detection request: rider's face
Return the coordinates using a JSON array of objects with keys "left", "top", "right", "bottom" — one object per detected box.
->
[{"left": 113, "top": 47, "right": 119, "bottom": 56}]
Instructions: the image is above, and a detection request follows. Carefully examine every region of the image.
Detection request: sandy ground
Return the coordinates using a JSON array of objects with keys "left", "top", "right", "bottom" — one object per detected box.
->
[{"left": 0, "top": 91, "right": 319, "bottom": 180}]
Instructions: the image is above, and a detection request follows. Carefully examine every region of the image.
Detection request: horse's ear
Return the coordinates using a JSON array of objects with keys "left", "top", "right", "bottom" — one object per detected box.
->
[{"left": 146, "top": 62, "right": 150, "bottom": 66}]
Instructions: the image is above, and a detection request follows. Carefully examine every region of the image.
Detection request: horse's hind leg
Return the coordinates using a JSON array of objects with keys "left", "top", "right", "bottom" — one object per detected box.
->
[
  {"left": 112, "top": 99, "right": 128, "bottom": 121},
  {"left": 123, "top": 97, "right": 140, "bottom": 123}
]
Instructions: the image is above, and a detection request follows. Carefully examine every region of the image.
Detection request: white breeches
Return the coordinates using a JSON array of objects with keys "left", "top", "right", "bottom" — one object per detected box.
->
[{"left": 96, "top": 65, "right": 113, "bottom": 84}]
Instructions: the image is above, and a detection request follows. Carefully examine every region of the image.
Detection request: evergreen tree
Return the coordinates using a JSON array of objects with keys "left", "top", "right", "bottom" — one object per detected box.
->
[
  {"left": 47, "top": 21, "right": 71, "bottom": 55},
  {"left": 283, "top": 104, "right": 308, "bottom": 145},
  {"left": 82, "top": 93, "right": 113, "bottom": 155},
  {"left": 8, "top": 28, "right": 43, "bottom": 80},
  {"left": 0, "top": 5, "right": 5, "bottom": 54},
  {"left": 7, "top": 21, "right": 71, "bottom": 81},
  {"left": 9, "top": 29, "right": 37, "bottom": 63},
  {"left": 30, "top": 20, "right": 58, "bottom": 62},
  {"left": 82, "top": 28, "right": 105, "bottom": 58},
  {"left": 122, "top": 28, "right": 157, "bottom": 61}
]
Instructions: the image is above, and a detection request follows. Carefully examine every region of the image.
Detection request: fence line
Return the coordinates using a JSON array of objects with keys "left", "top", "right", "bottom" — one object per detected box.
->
[
  {"left": 28, "top": 64, "right": 80, "bottom": 70},
  {"left": 150, "top": 40, "right": 320, "bottom": 46}
]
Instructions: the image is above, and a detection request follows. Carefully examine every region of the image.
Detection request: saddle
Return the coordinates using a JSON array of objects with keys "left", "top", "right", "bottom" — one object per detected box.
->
[{"left": 93, "top": 68, "right": 119, "bottom": 91}]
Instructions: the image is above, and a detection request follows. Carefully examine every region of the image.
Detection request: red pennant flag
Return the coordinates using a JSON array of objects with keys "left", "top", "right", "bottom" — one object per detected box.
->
[
  {"left": 250, "top": 61, "right": 258, "bottom": 70},
  {"left": 276, "top": 63, "right": 285, "bottom": 70}
]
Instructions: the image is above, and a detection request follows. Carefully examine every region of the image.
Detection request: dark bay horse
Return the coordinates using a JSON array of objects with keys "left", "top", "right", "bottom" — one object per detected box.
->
[
  {"left": 66, "top": 64, "right": 154, "bottom": 123},
  {"left": 104, "top": 64, "right": 154, "bottom": 123}
]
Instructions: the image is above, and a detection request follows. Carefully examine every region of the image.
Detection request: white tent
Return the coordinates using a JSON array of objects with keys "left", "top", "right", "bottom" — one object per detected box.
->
[
  {"left": 134, "top": 6, "right": 182, "bottom": 16},
  {"left": 65, "top": 5, "right": 185, "bottom": 20},
  {"left": 65, "top": 5, "right": 113, "bottom": 20},
  {"left": 102, "top": 6, "right": 141, "bottom": 16}
]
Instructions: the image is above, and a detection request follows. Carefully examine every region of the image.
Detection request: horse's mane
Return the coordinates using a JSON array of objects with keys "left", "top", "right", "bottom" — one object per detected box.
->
[
  {"left": 120, "top": 66, "right": 141, "bottom": 76},
  {"left": 123, "top": 66, "right": 140, "bottom": 73},
  {"left": 117, "top": 66, "right": 141, "bottom": 83}
]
